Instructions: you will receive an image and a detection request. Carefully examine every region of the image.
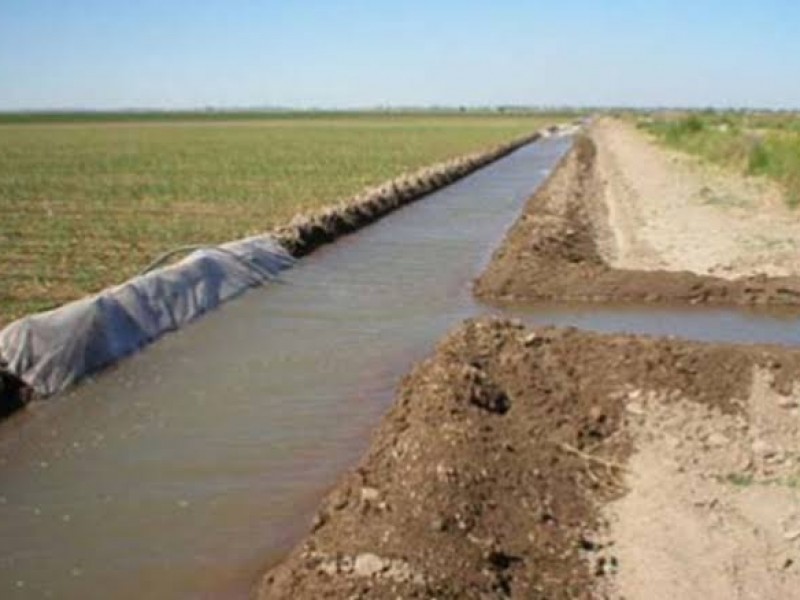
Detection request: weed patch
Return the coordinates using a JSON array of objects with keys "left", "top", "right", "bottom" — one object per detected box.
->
[{"left": 642, "top": 112, "right": 800, "bottom": 208}]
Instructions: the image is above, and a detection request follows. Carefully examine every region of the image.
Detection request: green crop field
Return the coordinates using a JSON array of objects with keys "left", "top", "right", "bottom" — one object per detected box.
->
[
  {"left": 639, "top": 111, "right": 800, "bottom": 208},
  {"left": 0, "top": 112, "right": 563, "bottom": 327}
]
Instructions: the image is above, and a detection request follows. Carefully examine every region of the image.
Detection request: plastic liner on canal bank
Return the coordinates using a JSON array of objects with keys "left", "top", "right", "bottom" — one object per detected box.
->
[
  {"left": 0, "top": 236, "right": 294, "bottom": 398},
  {"left": 0, "top": 134, "right": 574, "bottom": 599},
  {"left": 0, "top": 129, "right": 549, "bottom": 416}
]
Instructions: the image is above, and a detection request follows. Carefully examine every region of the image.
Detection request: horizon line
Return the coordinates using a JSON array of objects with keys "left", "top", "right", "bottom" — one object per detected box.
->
[{"left": 1, "top": 104, "right": 799, "bottom": 116}]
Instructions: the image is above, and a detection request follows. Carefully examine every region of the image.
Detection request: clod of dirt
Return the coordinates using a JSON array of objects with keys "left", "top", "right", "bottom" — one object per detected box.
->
[{"left": 463, "top": 366, "right": 510, "bottom": 415}]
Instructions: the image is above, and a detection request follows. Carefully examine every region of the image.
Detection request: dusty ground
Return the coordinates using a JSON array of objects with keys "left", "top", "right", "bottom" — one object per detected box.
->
[
  {"left": 474, "top": 130, "right": 800, "bottom": 306},
  {"left": 605, "top": 371, "right": 800, "bottom": 599},
  {"left": 593, "top": 118, "right": 800, "bottom": 278},
  {"left": 259, "top": 120, "right": 800, "bottom": 598}
]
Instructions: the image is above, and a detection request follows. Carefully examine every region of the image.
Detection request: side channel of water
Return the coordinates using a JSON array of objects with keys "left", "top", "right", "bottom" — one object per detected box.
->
[{"left": 0, "top": 135, "right": 573, "bottom": 599}]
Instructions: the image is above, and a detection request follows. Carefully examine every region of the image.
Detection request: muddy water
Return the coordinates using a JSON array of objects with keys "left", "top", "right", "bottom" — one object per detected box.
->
[
  {"left": 508, "top": 302, "right": 800, "bottom": 346},
  {"left": 0, "top": 135, "right": 572, "bottom": 599}
]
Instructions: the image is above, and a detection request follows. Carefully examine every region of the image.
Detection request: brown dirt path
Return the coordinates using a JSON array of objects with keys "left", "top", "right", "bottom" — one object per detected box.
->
[
  {"left": 474, "top": 132, "right": 800, "bottom": 306},
  {"left": 593, "top": 117, "right": 800, "bottom": 278},
  {"left": 604, "top": 371, "right": 800, "bottom": 600}
]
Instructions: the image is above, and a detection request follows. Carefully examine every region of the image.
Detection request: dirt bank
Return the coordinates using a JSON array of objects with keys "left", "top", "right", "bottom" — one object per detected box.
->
[
  {"left": 270, "top": 131, "right": 542, "bottom": 258},
  {"left": 258, "top": 317, "right": 800, "bottom": 598},
  {"left": 475, "top": 134, "right": 800, "bottom": 306}
]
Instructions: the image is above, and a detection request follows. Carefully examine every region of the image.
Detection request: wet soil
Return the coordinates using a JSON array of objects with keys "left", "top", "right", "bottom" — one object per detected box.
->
[
  {"left": 474, "top": 136, "right": 800, "bottom": 307},
  {"left": 258, "top": 317, "right": 800, "bottom": 598}
]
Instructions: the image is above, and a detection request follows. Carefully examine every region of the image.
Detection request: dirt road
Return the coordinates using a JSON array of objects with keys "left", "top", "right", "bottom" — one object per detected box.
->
[
  {"left": 593, "top": 117, "right": 800, "bottom": 278},
  {"left": 475, "top": 127, "right": 800, "bottom": 306},
  {"left": 258, "top": 121, "right": 800, "bottom": 598},
  {"left": 591, "top": 119, "right": 800, "bottom": 600}
]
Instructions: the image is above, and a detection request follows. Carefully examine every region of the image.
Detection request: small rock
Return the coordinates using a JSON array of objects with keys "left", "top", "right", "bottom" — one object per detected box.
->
[
  {"left": 311, "top": 511, "right": 328, "bottom": 532},
  {"left": 751, "top": 439, "right": 776, "bottom": 458},
  {"left": 430, "top": 516, "right": 447, "bottom": 532},
  {"left": 523, "top": 333, "right": 542, "bottom": 347},
  {"left": 783, "top": 530, "right": 800, "bottom": 541},
  {"left": 589, "top": 406, "right": 604, "bottom": 422},
  {"left": 778, "top": 398, "right": 799, "bottom": 409},
  {"left": 360, "top": 487, "right": 380, "bottom": 502},
  {"left": 579, "top": 535, "right": 601, "bottom": 551},
  {"left": 353, "top": 553, "right": 386, "bottom": 578},
  {"left": 331, "top": 492, "right": 348, "bottom": 510},
  {"left": 766, "top": 451, "right": 785, "bottom": 464},
  {"left": 436, "top": 463, "right": 457, "bottom": 482},
  {"left": 470, "top": 383, "right": 510, "bottom": 415},
  {"left": 318, "top": 561, "right": 338, "bottom": 576},
  {"left": 625, "top": 402, "right": 645, "bottom": 416},
  {"left": 594, "top": 555, "right": 619, "bottom": 576}
]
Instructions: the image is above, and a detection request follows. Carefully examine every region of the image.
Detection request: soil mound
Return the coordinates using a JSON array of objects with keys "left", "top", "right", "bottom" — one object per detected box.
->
[
  {"left": 258, "top": 318, "right": 800, "bottom": 598},
  {"left": 474, "top": 136, "right": 800, "bottom": 306}
]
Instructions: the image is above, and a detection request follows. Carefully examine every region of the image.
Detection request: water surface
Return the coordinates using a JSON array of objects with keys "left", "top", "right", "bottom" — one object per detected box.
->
[
  {"left": 0, "top": 135, "right": 572, "bottom": 599},
  {"left": 4, "top": 132, "right": 799, "bottom": 599}
]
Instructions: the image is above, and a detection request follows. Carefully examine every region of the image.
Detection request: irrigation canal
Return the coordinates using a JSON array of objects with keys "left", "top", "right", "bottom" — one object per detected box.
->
[{"left": 2, "top": 133, "right": 800, "bottom": 598}]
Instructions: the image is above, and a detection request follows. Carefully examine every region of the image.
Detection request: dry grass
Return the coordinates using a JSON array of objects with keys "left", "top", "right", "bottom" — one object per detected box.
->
[{"left": 639, "top": 111, "right": 800, "bottom": 207}]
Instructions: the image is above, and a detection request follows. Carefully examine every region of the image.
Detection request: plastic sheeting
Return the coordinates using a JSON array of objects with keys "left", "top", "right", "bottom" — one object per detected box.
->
[{"left": 0, "top": 235, "right": 294, "bottom": 397}]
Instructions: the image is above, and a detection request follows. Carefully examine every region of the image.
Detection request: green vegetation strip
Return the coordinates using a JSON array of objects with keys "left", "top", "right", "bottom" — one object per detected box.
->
[
  {"left": 639, "top": 111, "right": 800, "bottom": 208},
  {"left": 0, "top": 114, "right": 561, "bottom": 327}
]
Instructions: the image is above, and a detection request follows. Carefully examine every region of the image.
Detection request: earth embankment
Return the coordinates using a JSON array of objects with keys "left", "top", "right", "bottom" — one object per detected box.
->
[
  {"left": 474, "top": 133, "right": 800, "bottom": 307},
  {"left": 259, "top": 318, "right": 800, "bottom": 598}
]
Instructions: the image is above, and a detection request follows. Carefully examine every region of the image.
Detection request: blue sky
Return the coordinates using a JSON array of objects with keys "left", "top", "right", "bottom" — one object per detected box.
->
[{"left": 1, "top": 0, "right": 799, "bottom": 110}]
